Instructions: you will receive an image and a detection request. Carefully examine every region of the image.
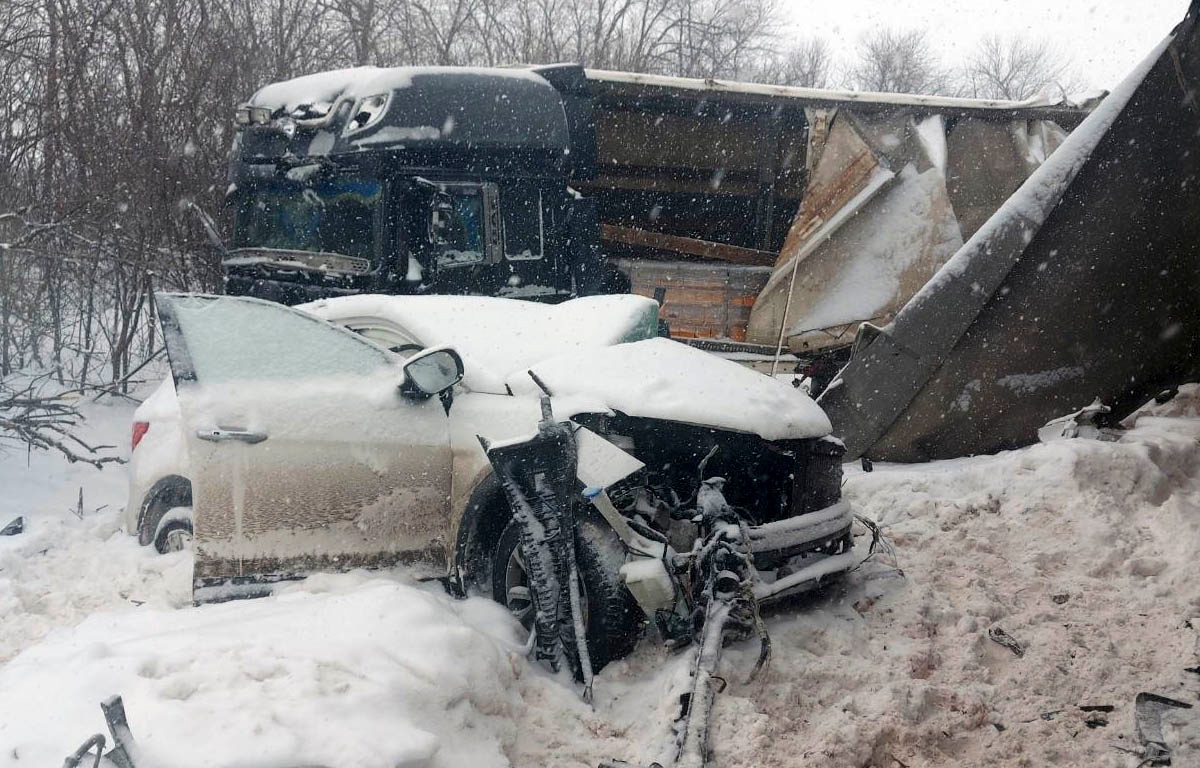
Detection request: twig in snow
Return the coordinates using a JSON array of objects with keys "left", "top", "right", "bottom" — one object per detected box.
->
[{"left": 987, "top": 626, "right": 1026, "bottom": 657}]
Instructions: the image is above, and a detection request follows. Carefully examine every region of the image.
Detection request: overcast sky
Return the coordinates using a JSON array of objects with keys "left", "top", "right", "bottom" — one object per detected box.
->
[{"left": 782, "top": 0, "right": 1191, "bottom": 92}]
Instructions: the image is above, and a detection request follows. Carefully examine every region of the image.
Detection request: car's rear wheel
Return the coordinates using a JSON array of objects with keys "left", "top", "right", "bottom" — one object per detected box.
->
[
  {"left": 138, "top": 477, "right": 192, "bottom": 549},
  {"left": 491, "top": 513, "right": 643, "bottom": 674},
  {"left": 153, "top": 509, "right": 193, "bottom": 554}
]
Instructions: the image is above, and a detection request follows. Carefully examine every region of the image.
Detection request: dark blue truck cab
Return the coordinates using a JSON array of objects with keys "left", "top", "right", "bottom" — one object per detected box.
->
[{"left": 224, "top": 64, "right": 603, "bottom": 305}]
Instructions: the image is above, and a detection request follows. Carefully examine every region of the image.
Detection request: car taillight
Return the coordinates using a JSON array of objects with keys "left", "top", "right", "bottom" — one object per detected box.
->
[{"left": 131, "top": 421, "right": 150, "bottom": 451}]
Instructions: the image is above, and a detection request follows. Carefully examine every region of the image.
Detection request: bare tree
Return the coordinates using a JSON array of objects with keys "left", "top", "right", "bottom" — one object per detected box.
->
[
  {"left": 849, "top": 28, "right": 950, "bottom": 95},
  {"left": 322, "top": 0, "right": 383, "bottom": 64},
  {"left": 756, "top": 36, "right": 834, "bottom": 88},
  {"left": 666, "top": 0, "right": 779, "bottom": 80},
  {"left": 962, "top": 33, "right": 1079, "bottom": 100}
]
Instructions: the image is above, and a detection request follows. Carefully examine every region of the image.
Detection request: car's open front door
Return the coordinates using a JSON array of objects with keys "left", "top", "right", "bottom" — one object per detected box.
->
[{"left": 156, "top": 294, "right": 453, "bottom": 602}]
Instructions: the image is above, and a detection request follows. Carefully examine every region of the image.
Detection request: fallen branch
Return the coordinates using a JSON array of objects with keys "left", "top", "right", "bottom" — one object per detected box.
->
[{"left": 1, "top": 377, "right": 125, "bottom": 468}]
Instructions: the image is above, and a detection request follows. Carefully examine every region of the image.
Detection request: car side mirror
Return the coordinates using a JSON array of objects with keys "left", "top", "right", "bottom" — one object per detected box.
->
[{"left": 401, "top": 347, "right": 464, "bottom": 398}]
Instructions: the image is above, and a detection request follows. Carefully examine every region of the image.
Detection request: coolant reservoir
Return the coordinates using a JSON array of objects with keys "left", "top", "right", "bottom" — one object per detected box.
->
[{"left": 620, "top": 556, "right": 676, "bottom": 612}]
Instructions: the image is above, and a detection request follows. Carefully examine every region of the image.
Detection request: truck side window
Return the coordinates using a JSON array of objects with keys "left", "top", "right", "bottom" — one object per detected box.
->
[
  {"left": 426, "top": 183, "right": 501, "bottom": 270},
  {"left": 502, "top": 186, "right": 545, "bottom": 261},
  {"left": 431, "top": 190, "right": 484, "bottom": 264}
]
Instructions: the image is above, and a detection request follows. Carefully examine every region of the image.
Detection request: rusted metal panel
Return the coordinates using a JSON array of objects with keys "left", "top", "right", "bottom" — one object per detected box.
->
[
  {"left": 601, "top": 224, "right": 776, "bottom": 266},
  {"left": 746, "top": 106, "right": 1073, "bottom": 357},
  {"left": 615, "top": 258, "right": 770, "bottom": 341},
  {"left": 781, "top": 146, "right": 880, "bottom": 253},
  {"left": 746, "top": 112, "right": 909, "bottom": 351}
]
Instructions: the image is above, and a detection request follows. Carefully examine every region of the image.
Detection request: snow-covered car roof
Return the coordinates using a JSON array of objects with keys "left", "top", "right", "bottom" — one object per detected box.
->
[{"left": 299, "top": 294, "right": 660, "bottom": 392}]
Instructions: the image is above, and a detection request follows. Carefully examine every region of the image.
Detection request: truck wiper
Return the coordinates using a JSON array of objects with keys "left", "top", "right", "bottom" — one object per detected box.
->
[
  {"left": 412, "top": 176, "right": 443, "bottom": 191},
  {"left": 182, "top": 200, "right": 229, "bottom": 257}
]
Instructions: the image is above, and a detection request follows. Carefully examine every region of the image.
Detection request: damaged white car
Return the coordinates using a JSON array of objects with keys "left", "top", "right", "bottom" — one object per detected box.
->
[{"left": 137, "top": 292, "right": 856, "bottom": 673}]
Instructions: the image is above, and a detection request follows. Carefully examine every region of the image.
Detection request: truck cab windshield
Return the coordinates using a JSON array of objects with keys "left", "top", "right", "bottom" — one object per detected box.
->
[{"left": 234, "top": 178, "right": 382, "bottom": 261}]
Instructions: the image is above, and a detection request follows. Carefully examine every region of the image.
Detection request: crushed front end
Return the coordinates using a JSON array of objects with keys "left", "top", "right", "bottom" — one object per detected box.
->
[{"left": 576, "top": 413, "right": 856, "bottom": 605}]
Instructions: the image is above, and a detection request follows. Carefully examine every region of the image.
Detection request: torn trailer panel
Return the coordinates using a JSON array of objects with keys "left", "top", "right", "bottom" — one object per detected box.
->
[
  {"left": 745, "top": 108, "right": 1067, "bottom": 358},
  {"left": 818, "top": 1, "right": 1200, "bottom": 462},
  {"left": 585, "top": 70, "right": 1085, "bottom": 346}
]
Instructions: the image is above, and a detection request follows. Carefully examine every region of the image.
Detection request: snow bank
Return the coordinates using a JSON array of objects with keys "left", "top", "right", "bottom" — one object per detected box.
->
[
  {"left": 0, "top": 395, "right": 180, "bottom": 664},
  {"left": 8, "top": 372, "right": 1200, "bottom": 768},
  {"left": 504, "top": 398, "right": 1200, "bottom": 767},
  {"left": 0, "top": 573, "right": 529, "bottom": 768},
  {"left": 703, "top": 410, "right": 1200, "bottom": 767}
]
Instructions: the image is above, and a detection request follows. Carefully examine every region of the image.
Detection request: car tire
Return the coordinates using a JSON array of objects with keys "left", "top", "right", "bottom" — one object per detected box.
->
[
  {"left": 153, "top": 512, "right": 194, "bottom": 554},
  {"left": 491, "top": 512, "right": 643, "bottom": 675},
  {"left": 138, "top": 477, "right": 192, "bottom": 548}
]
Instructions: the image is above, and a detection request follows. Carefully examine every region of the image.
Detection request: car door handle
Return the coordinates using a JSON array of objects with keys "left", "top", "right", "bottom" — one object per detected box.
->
[{"left": 196, "top": 428, "right": 268, "bottom": 444}]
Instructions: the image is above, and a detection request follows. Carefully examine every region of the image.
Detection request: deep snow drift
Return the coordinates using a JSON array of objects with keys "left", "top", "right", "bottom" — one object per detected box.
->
[{"left": 3, "top": 387, "right": 1200, "bottom": 766}]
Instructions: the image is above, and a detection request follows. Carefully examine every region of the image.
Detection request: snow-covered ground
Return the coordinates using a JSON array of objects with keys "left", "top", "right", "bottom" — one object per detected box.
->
[{"left": 3, "top": 386, "right": 1200, "bottom": 767}]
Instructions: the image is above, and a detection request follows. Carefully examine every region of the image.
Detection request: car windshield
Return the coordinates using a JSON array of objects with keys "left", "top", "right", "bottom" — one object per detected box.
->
[{"left": 234, "top": 177, "right": 382, "bottom": 261}]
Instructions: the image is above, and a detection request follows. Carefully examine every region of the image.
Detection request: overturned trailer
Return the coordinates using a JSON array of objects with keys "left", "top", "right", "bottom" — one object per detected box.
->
[
  {"left": 582, "top": 71, "right": 1090, "bottom": 350},
  {"left": 819, "top": 1, "right": 1200, "bottom": 461}
]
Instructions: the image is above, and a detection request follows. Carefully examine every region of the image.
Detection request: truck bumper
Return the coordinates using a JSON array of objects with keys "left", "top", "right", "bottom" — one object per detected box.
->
[{"left": 224, "top": 274, "right": 360, "bottom": 305}]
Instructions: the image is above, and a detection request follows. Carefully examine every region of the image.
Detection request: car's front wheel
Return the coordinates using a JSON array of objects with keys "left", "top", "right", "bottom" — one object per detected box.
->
[{"left": 491, "top": 513, "right": 643, "bottom": 675}]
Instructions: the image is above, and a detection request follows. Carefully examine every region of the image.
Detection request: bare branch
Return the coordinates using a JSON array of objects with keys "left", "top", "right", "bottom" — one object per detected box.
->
[
  {"left": 0, "top": 378, "right": 125, "bottom": 468},
  {"left": 962, "top": 33, "right": 1081, "bottom": 100},
  {"left": 849, "top": 28, "right": 951, "bottom": 95}
]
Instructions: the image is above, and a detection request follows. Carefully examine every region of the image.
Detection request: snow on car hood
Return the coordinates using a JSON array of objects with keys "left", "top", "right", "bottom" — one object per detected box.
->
[
  {"left": 302, "top": 295, "right": 832, "bottom": 439},
  {"left": 300, "top": 294, "right": 660, "bottom": 391},
  {"left": 509, "top": 338, "right": 832, "bottom": 441}
]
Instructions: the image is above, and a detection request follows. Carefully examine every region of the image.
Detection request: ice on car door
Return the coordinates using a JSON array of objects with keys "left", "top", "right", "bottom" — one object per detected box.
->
[{"left": 156, "top": 294, "right": 453, "bottom": 596}]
